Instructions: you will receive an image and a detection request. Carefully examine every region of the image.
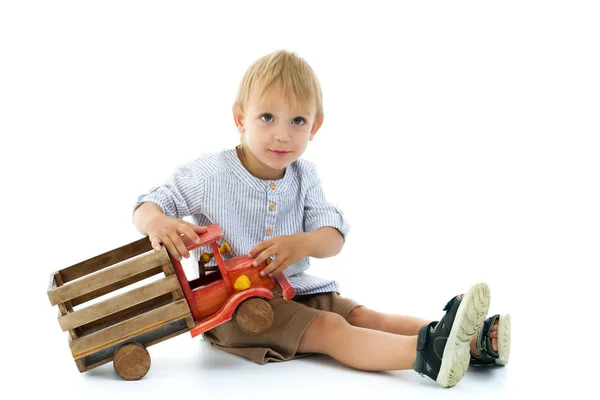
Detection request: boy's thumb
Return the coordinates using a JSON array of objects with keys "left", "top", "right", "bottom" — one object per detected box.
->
[{"left": 193, "top": 225, "right": 208, "bottom": 234}]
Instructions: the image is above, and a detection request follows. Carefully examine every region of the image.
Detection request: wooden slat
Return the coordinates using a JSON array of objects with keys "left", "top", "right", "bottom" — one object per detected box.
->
[
  {"left": 59, "top": 236, "right": 153, "bottom": 283},
  {"left": 69, "top": 299, "right": 191, "bottom": 359},
  {"left": 77, "top": 294, "right": 173, "bottom": 336},
  {"left": 58, "top": 275, "right": 181, "bottom": 332},
  {"left": 161, "top": 259, "right": 175, "bottom": 276},
  {"left": 70, "top": 268, "right": 161, "bottom": 307},
  {"left": 48, "top": 248, "right": 170, "bottom": 306},
  {"left": 52, "top": 273, "right": 73, "bottom": 312},
  {"left": 52, "top": 272, "right": 79, "bottom": 340}
]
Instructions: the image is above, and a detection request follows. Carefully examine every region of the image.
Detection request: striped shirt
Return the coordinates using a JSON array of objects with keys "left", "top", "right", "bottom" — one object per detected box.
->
[{"left": 133, "top": 147, "right": 350, "bottom": 295}]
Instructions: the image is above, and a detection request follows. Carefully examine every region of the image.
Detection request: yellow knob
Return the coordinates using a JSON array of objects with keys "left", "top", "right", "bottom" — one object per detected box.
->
[
  {"left": 199, "top": 242, "right": 232, "bottom": 263},
  {"left": 200, "top": 252, "right": 212, "bottom": 263},
  {"left": 220, "top": 242, "right": 231, "bottom": 255},
  {"left": 234, "top": 275, "right": 251, "bottom": 291}
]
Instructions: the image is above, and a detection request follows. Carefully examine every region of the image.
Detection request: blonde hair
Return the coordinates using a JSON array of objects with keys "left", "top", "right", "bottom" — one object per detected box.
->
[{"left": 233, "top": 50, "right": 324, "bottom": 119}]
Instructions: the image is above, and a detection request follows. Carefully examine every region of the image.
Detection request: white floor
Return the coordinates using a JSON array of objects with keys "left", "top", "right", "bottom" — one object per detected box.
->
[{"left": 33, "top": 323, "right": 517, "bottom": 400}]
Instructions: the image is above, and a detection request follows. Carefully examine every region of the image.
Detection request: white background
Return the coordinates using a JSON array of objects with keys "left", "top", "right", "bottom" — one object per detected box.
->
[{"left": 1, "top": 1, "right": 598, "bottom": 398}]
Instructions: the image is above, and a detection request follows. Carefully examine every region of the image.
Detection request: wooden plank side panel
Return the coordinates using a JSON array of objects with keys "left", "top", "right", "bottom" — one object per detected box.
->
[
  {"left": 70, "top": 267, "right": 161, "bottom": 307},
  {"left": 59, "top": 236, "right": 153, "bottom": 283},
  {"left": 75, "top": 317, "right": 192, "bottom": 373},
  {"left": 78, "top": 294, "right": 173, "bottom": 336},
  {"left": 58, "top": 275, "right": 181, "bottom": 332},
  {"left": 48, "top": 249, "right": 170, "bottom": 306},
  {"left": 69, "top": 299, "right": 191, "bottom": 359}
]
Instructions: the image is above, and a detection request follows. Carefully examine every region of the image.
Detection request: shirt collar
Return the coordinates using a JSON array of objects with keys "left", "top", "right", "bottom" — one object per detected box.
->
[{"left": 224, "top": 147, "right": 294, "bottom": 194}]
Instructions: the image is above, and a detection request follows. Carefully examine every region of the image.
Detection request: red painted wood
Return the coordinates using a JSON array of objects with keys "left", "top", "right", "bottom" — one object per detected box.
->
[
  {"left": 226, "top": 256, "right": 275, "bottom": 290},
  {"left": 170, "top": 258, "right": 201, "bottom": 320},
  {"left": 189, "top": 287, "right": 274, "bottom": 337},
  {"left": 274, "top": 273, "right": 295, "bottom": 301},
  {"left": 211, "top": 242, "right": 234, "bottom": 295},
  {"left": 179, "top": 224, "right": 224, "bottom": 250},
  {"left": 193, "top": 279, "right": 230, "bottom": 318},
  {"left": 171, "top": 223, "right": 295, "bottom": 336}
]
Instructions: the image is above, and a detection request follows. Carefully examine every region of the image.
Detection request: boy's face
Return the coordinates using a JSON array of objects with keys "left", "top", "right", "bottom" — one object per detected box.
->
[{"left": 234, "top": 84, "right": 323, "bottom": 180}]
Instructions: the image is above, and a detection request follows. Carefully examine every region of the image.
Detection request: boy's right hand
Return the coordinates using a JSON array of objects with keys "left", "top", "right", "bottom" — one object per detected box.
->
[{"left": 145, "top": 215, "right": 207, "bottom": 261}]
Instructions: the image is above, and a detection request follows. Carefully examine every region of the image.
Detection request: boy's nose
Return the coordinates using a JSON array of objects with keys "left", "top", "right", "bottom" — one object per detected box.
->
[{"left": 274, "top": 128, "right": 292, "bottom": 142}]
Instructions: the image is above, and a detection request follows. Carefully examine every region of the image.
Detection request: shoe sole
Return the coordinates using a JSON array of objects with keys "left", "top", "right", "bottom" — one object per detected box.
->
[
  {"left": 496, "top": 313, "right": 511, "bottom": 365},
  {"left": 437, "top": 282, "right": 491, "bottom": 388}
]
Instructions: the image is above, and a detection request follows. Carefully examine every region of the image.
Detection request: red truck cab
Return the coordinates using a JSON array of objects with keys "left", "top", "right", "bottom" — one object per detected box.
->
[{"left": 171, "top": 224, "right": 295, "bottom": 337}]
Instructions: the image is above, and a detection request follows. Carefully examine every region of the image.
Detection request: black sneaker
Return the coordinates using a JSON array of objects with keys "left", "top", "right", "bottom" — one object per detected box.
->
[{"left": 413, "top": 282, "right": 491, "bottom": 387}]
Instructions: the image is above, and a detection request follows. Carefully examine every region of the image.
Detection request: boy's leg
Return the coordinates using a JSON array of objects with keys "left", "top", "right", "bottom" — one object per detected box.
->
[
  {"left": 299, "top": 282, "right": 490, "bottom": 387},
  {"left": 346, "top": 306, "right": 500, "bottom": 356},
  {"left": 346, "top": 307, "right": 430, "bottom": 336},
  {"left": 297, "top": 311, "right": 418, "bottom": 371}
]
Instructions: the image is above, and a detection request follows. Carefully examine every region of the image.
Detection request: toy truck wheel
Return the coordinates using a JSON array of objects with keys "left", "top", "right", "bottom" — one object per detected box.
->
[
  {"left": 235, "top": 298, "right": 274, "bottom": 335},
  {"left": 113, "top": 342, "right": 151, "bottom": 380}
]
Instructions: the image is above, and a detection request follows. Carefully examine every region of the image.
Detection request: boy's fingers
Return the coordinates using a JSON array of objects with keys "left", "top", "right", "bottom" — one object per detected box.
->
[
  {"left": 271, "top": 263, "right": 288, "bottom": 277},
  {"left": 249, "top": 240, "right": 271, "bottom": 258},
  {"left": 253, "top": 245, "right": 275, "bottom": 266},
  {"left": 261, "top": 257, "right": 287, "bottom": 277},
  {"left": 195, "top": 225, "right": 208, "bottom": 233},
  {"left": 150, "top": 237, "right": 162, "bottom": 251},
  {"left": 184, "top": 221, "right": 208, "bottom": 235},
  {"left": 181, "top": 225, "right": 201, "bottom": 244},
  {"left": 273, "top": 260, "right": 290, "bottom": 276},
  {"left": 161, "top": 235, "right": 181, "bottom": 261},
  {"left": 169, "top": 232, "right": 190, "bottom": 259}
]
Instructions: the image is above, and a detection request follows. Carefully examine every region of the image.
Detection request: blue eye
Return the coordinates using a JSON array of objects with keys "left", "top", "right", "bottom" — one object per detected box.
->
[
  {"left": 292, "top": 117, "right": 305, "bottom": 125},
  {"left": 261, "top": 114, "right": 274, "bottom": 122}
]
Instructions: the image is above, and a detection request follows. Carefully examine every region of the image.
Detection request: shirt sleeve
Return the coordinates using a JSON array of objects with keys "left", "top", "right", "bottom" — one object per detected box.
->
[
  {"left": 132, "top": 160, "right": 205, "bottom": 220},
  {"left": 303, "top": 167, "right": 350, "bottom": 241}
]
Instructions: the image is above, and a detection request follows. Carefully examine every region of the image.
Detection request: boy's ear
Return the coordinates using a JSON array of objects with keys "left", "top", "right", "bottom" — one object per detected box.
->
[
  {"left": 309, "top": 115, "right": 324, "bottom": 141},
  {"left": 232, "top": 105, "right": 245, "bottom": 134}
]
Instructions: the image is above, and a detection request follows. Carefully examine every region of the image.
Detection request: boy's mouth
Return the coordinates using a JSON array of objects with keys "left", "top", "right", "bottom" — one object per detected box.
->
[{"left": 270, "top": 150, "right": 291, "bottom": 155}]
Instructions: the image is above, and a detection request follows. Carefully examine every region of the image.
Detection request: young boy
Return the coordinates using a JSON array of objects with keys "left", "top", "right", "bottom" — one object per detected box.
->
[{"left": 132, "top": 50, "right": 510, "bottom": 387}]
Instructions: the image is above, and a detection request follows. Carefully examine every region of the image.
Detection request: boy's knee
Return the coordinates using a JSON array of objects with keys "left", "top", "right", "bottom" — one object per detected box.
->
[
  {"left": 347, "top": 306, "right": 372, "bottom": 327},
  {"left": 314, "top": 311, "right": 348, "bottom": 333},
  {"left": 300, "top": 311, "right": 349, "bottom": 353}
]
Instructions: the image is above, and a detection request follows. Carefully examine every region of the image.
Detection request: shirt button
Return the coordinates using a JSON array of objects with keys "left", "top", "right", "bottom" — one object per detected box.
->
[
  {"left": 269, "top": 203, "right": 275, "bottom": 211},
  {"left": 270, "top": 183, "right": 277, "bottom": 190},
  {"left": 266, "top": 227, "right": 273, "bottom": 235}
]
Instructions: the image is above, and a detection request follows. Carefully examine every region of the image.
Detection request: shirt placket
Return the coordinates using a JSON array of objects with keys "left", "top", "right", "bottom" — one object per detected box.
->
[{"left": 264, "top": 181, "right": 278, "bottom": 238}]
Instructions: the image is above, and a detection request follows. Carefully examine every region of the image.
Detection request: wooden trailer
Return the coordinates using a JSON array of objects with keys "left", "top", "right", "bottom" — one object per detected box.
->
[{"left": 47, "top": 236, "right": 194, "bottom": 380}]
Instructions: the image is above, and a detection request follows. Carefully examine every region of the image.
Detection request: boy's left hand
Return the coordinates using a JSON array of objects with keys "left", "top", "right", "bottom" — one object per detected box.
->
[{"left": 249, "top": 233, "right": 310, "bottom": 277}]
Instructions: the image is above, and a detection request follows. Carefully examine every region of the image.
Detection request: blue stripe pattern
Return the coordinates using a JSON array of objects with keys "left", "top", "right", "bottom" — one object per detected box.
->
[{"left": 133, "top": 147, "right": 350, "bottom": 295}]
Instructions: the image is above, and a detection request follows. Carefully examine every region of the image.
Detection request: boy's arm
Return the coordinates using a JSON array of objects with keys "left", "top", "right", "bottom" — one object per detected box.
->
[
  {"left": 133, "top": 201, "right": 206, "bottom": 259},
  {"left": 132, "top": 160, "right": 207, "bottom": 259},
  {"left": 302, "top": 165, "right": 350, "bottom": 250},
  {"left": 304, "top": 226, "right": 344, "bottom": 258},
  {"left": 132, "top": 160, "right": 205, "bottom": 225},
  {"left": 133, "top": 202, "right": 165, "bottom": 236}
]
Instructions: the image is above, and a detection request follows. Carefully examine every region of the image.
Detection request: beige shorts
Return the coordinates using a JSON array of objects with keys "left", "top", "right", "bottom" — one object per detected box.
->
[{"left": 202, "top": 289, "right": 363, "bottom": 364}]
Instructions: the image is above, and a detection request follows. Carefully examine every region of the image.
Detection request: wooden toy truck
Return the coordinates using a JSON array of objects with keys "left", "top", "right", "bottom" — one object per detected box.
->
[{"left": 47, "top": 224, "right": 295, "bottom": 380}]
